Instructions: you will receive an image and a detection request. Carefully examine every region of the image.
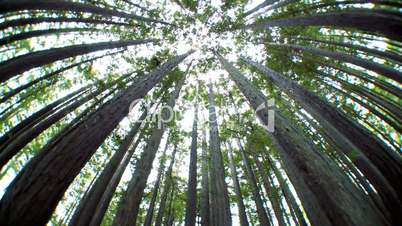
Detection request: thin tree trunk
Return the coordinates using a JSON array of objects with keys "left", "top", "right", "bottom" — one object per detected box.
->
[
  {"left": 226, "top": 142, "right": 249, "bottom": 226},
  {"left": 244, "top": 0, "right": 279, "bottom": 17},
  {"left": 184, "top": 105, "right": 198, "bottom": 226},
  {"left": 154, "top": 146, "right": 178, "bottom": 226},
  {"left": 68, "top": 106, "right": 149, "bottom": 226},
  {"left": 0, "top": 39, "right": 156, "bottom": 83},
  {"left": 143, "top": 138, "right": 170, "bottom": 226},
  {"left": 0, "top": 28, "right": 98, "bottom": 46},
  {"left": 242, "top": 56, "right": 402, "bottom": 225},
  {"left": 242, "top": 9, "right": 402, "bottom": 42},
  {"left": 236, "top": 141, "right": 272, "bottom": 226},
  {"left": 0, "top": 17, "right": 129, "bottom": 31},
  {"left": 207, "top": 83, "right": 232, "bottom": 226},
  {"left": 112, "top": 70, "right": 188, "bottom": 226},
  {"left": 267, "top": 43, "right": 402, "bottom": 83},
  {"left": 0, "top": 0, "right": 171, "bottom": 25},
  {"left": 0, "top": 52, "right": 192, "bottom": 226},
  {"left": 200, "top": 130, "right": 210, "bottom": 226},
  {"left": 252, "top": 154, "right": 286, "bottom": 226},
  {"left": 218, "top": 54, "right": 389, "bottom": 226},
  {"left": 0, "top": 51, "right": 122, "bottom": 104}
]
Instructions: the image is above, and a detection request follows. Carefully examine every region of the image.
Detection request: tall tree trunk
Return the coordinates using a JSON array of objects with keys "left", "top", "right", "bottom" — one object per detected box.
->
[
  {"left": 217, "top": 54, "right": 388, "bottom": 226},
  {"left": 0, "top": 17, "right": 129, "bottom": 31},
  {"left": 143, "top": 138, "right": 170, "bottom": 226},
  {"left": 242, "top": 56, "right": 402, "bottom": 225},
  {"left": 0, "top": 51, "right": 192, "bottom": 226},
  {"left": 0, "top": 28, "right": 98, "bottom": 46},
  {"left": 89, "top": 131, "right": 146, "bottom": 226},
  {"left": 244, "top": 0, "right": 279, "bottom": 17},
  {"left": 252, "top": 154, "right": 286, "bottom": 226},
  {"left": 0, "top": 39, "right": 155, "bottom": 83},
  {"left": 226, "top": 141, "right": 250, "bottom": 226},
  {"left": 267, "top": 43, "right": 402, "bottom": 83},
  {"left": 207, "top": 83, "right": 232, "bottom": 226},
  {"left": 0, "top": 0, "right": 171, "bottom": 25},
  {"left": 0, "top": 51, "right": 122, "bottom": 104},
  {"left": 200, "top": 130, "right": 211, "bottom": 226},
  {"left": 184, "top": 106, "right": 198, "bottom": 226},
  {"left": 154, "top": 146, "right": 178, "bottom": 226},
  {"left": 236, "top": 140, "right": 272, "bottom": 226},
  {"left": 68, "top": 106, "right": 149, "bottom": 226},
  {"left": 112, "top": 70, "right": 188, "bottom": 226},
  {"left": 242, "top": 9, "right": 402, "bottom": 42},
  {"left": 295, "top": 36, "right": 402, "bottom": 63}
]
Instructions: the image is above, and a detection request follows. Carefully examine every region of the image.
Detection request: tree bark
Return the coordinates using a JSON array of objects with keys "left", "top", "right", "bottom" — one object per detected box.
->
[
  {"left": 242, "top": 9, "right": 402, "bottom": 42},
  {"left": 0, "top": 0, "right": 171, "bottom": 25},
  {"left": 154, "top": 146, "right": 178, "bottom": 226},
  {"left": 200, "top": 130, "right": 211, "bottom": 226},
  {"left": 242, "top": 56, "right": 402, "bottom": 225},
  {"left": 184, "top": 106, "right": 198, "bottom": 226},
  {"left": 244, "top": 0, "right": 279, "bottom": 17},
  {"left": 218, "top": 54, "right": 389, "bottom": 226},
  {"left": 0, "top": 39, "right": 155, "bottom": 83},
  {"left": 226, "top": 142, "right": 250, "bottom": 226},
  {"left": 0, "top": 51, "right": 192, "bottom": 226},
  {"left": 111, "top": 71, "right": 187, "bottom": 226},
  {"left": 207, "top": 83, "right": 232, "bottom": 226}
]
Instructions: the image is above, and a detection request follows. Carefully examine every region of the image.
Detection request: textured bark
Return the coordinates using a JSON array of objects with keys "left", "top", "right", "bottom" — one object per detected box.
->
[
  {"left": 68, "top": 108, "right": 149, "bottom": 226},
  {"left": 0, "top": 39, "right": 155, "bottom": 83},
  {"left": 253, "top": 155, "right": 286, "bottom": 226},
  {"left": 112, "top": 71, "right": 187, "bottom": 226},
  {"left": 0, "top": 52, "right": 192, "bottom": 226},
  {"left": 226, "top": 142, "right": 249, "bottom": 226},
  {"left": 0, "top": 17, "right": 129, "bottom": 31},
  {"left": 154, "top": 146, "right": 178, "bottom": 226},
  {"left": 0, "top": 86, "right": 88, "bottom": 149},
  {"left": 89, "top": 132, "right": 145, "bottom": 226},
  {"left": 0, "top": 51, "right": 122, "bottom": 104},
  {"left": 0, "top": 0, "right": 170, "bottom": 25},
  {"left": 243, "top": 9, "right": 402, "bottom": 42},
  {"left": 244, "top": 0, "right": 279, "bottom": 17},
  {"left": 200, "top": 130, "right": 211, "bottom": 226},
  {"left": 242, "top": 57, "right": 402, "bottom": 225},
  {"left": 143, "top": 139, "right": 169, "bottom": 226},
  {"left": 218, "top": 54, "right": 388, "bottom": 226},
  {"left": 0, "top": 28, "right": 96, "bottom": 46},
  {"left": 296, "top": 36, "right": 402, "bottom": 63},
  {"left": 184, "top": 106, "right": 198, "bottom": 226},
  {"left": 207, "top": 83, "right": 232, "bottom": 226},
  {"left": 269, "top": 43, "right": 402, "bottom": 83},
  {"left": 237, "top": 141, "right": 271, "bottom": 226}
]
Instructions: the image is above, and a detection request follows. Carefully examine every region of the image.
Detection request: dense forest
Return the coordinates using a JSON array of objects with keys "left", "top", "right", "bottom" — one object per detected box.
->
[{"left": 0, "top": 0, "right": 401, "bottom": 226}]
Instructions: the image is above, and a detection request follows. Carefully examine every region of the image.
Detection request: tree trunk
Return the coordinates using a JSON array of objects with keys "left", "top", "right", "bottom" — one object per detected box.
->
[
  {"left": 68, "top": 107, "right": 149, "bottom": 226},
  {"left": 242, "top": 9, "right": 402, "bottom": 42},
  {"left": 0, "top": 39, "right": 155, "bottom": 83},
  {"left": 143, "top": 138, "right": 169, "bottom": 226},
  {"left": 154, "top": 146, "right": 178, "bottom": 226},
  {"left": 218, "top": 54, "right": 388, "bottom": 226},
  {"left": 242, "top": 56, "right": 402, "bottom": 225},
  {"left": 0, "top": 0, "right": 171, "bottom": 25},
  {"left": 0, "top": 28, "right": 97, "bottom": 46},
  {"left": 0, "top": 51, "right": 192, "bottom": 226},
  {"left": 244, "top": 0, "right": 279, "bottom": 17},
  {"left": 184, "top": 106, "right": 198, "bottom": 226},
  {"left": 252, "top": 154, "right": 286, "bottom": 226},
  {"left": 236, "top": 140, "right": 271, "bottom": 226},
  {"left": 0, "top": 17, "right": 129, "bottom": 31},
  {"left": 267, "top": 43, "right": 402, "bottom": 83},
  {"left": 226, "top": 141, "right": 250, "bottom": 226},
  {"left": 0, "top": 51, "right": 122, "bottom": 104},
  {"left": 207, "top": 83, "right": 232, "bottom": 226},
  {"left": 112, "top": 71, "right": 187, "bottom": 226},
  {"left": 200, "top": 130, "right": 211, "bottom": 226}
]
